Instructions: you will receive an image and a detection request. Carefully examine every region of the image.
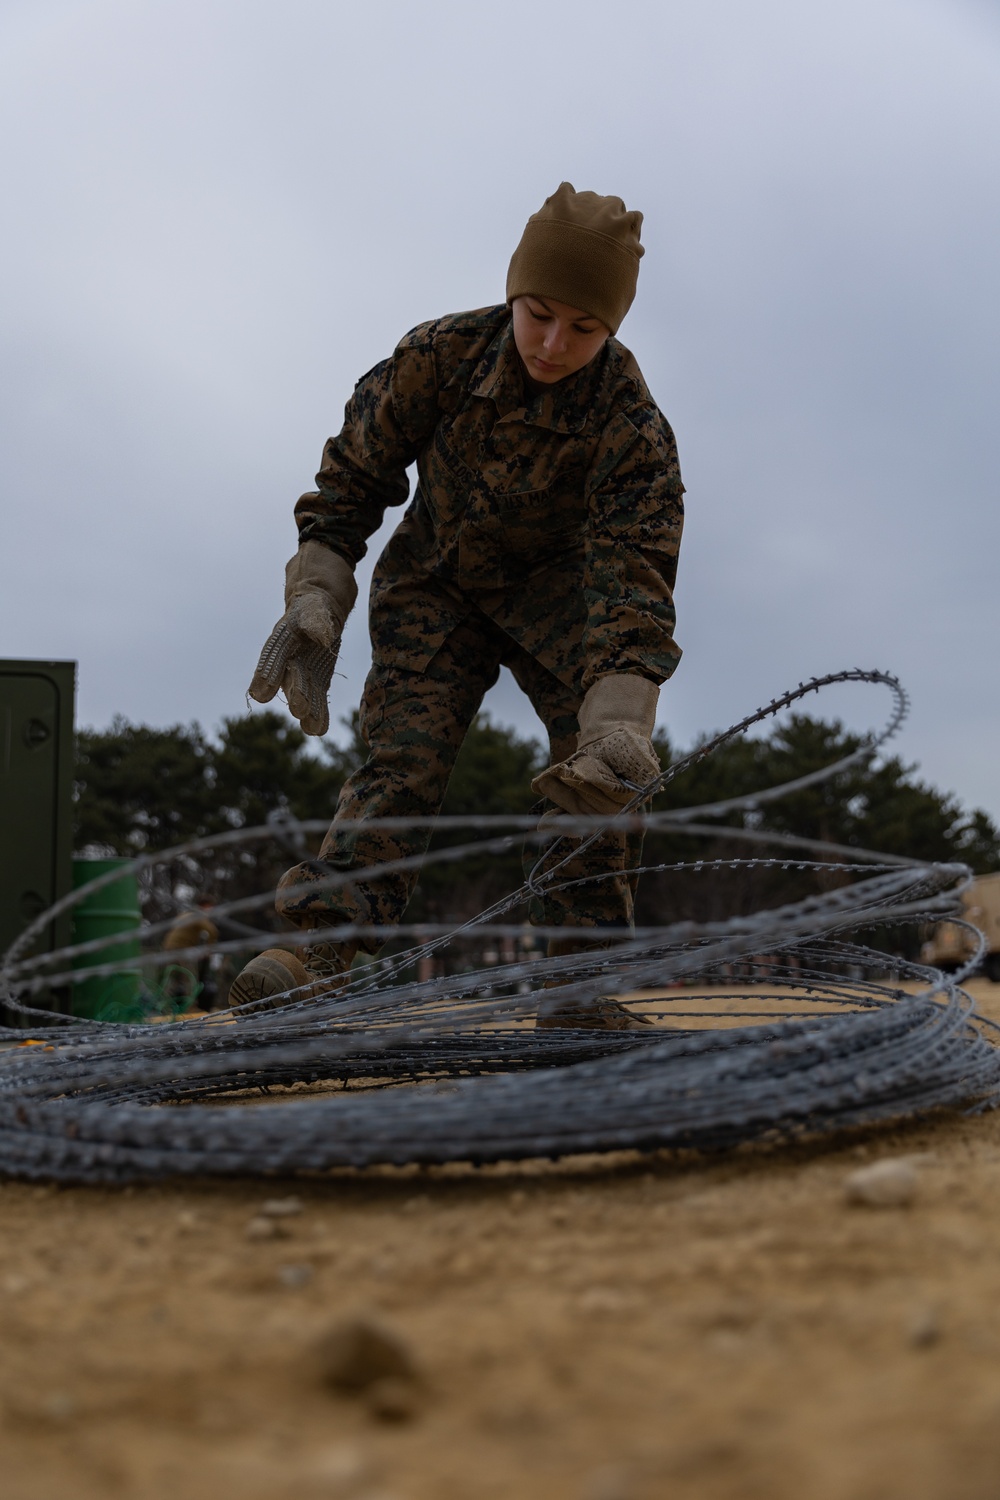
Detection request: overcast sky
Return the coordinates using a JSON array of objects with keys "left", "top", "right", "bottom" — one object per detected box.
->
[{"left": 2, "top": 0, "right": 998, "bottom": 819}]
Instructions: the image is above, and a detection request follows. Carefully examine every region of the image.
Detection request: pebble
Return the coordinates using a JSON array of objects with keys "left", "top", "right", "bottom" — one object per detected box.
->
[
  {"left": 578, "top": 1286, "right": 631, "bottom": 1315},
  {"left": 844, "top": 1158, "right": 918, "bottom": 1208},
  {"left": 908, "top": 1307, "right": 941, "bottom": 1347},
  {"left": 478, "top": 1395, "right": 547, "bottom": 1434},
  {"left": 277, "top": 1262, "right": 314, "bottom": 1289},
  {"left": 305, "top": 1442, "right": 372, "bottom": 1488},
  {"left": 260, "top": 1196, "right": 304, "bottom": 1217},
  {"left": 43, "top": 1391, "right": 75, "bottom": 1421},
  {"left": 365, "top": 1375, "right": 420, "bottom": 1423},
  {"left": 316, "top": 1313, "right": 418, "bottom": 1393},
  {"left": 245, "top": 1216, "right": 289, "bottom": 1241},
  {"left": 581, "top": 1464, "right": 636, "bottom": 1500}
]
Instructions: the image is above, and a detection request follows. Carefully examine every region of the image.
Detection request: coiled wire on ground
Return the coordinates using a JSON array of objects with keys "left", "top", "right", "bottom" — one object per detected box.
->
[{"left": 0, "top": 668, "right": 996, "bottom": 1183}]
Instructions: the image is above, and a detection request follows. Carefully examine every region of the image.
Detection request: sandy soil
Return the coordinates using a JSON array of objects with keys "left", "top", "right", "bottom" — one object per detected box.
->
[{"left": 5, "top": 979, "right": 1000, "bottom": 1500}]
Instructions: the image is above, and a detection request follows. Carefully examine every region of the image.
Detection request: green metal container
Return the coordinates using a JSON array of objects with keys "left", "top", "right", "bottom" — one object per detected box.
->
[
  {"left": 0, "top": 659, "right": 76, "bottom": 1020},
  {"left": 70, "top": 858, "right": 143, "bottom": 1021}
]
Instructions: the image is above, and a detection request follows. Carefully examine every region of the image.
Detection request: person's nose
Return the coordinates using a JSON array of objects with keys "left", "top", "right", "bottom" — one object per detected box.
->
[{"left": 542, "top": 321, "right": 569, "bottom": 357}]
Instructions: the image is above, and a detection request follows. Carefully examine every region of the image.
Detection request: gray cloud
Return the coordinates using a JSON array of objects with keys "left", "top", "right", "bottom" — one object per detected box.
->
[{"left": 1, "top": 0, "right": 997, "bottom": 816}]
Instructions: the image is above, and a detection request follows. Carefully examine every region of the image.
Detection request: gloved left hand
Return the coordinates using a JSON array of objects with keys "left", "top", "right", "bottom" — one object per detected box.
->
[
  {"left": 531, "top": 673, "right": 661, "bottom": 816},
  {"left": 248, "top": 541, "right": 358, "bottom": 736}
]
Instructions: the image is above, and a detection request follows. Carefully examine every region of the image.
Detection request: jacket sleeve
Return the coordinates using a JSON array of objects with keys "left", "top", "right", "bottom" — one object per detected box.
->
[
  {"left": 581, "top": 403, "right": 685, "bottom": 690},
  {"left": 294, "top": 324, "right": 443, "bottom": 566}
]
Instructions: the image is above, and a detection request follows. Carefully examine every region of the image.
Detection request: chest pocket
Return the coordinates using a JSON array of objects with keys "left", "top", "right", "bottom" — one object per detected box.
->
[
  {"left": 417, "top": 422, "right": 481, "bottom": 529},
  {"left": 479, "top": 428, "right": 584, "bottom": 495},
  {"left": 482, "top": 428, "right": 589, "bottom": 555},
  {"left": 417, "top": 403, "right": 494, "bottom": 524},
  {"left": 494, "top": 477, "right": 588, "bottom": 558}
]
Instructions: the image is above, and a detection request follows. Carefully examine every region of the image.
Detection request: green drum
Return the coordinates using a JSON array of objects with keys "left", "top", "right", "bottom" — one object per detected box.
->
[{"left": 70, "top": 858, "right": 143, "bottom": 1021}]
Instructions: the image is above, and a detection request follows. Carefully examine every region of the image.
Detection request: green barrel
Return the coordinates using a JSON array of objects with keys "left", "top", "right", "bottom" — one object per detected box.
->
[{"left": 70, "top": 858, "right": 143, "bottom": 1020}]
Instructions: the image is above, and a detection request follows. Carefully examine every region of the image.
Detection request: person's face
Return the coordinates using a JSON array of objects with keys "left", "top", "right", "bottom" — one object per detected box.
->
[{"left": 511, "top": 294, "right": 610, "bottom": 384}]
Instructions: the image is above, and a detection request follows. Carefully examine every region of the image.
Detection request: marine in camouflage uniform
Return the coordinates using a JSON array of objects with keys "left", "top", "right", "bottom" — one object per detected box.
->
[
  {"left": 239, "top": 184, "right": 685, "bottom": 1019},
  {"left": 278, "top": 300, "right": 683, "bottom": 939}
]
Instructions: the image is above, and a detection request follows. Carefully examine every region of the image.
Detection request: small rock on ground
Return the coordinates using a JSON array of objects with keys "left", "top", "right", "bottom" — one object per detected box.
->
[
  {"left": 844, "top": 1158, "right": 918, "bottom": 1208},
  {"left": 260, "top": 1196, "right": 304, "bottom": 1217},
  {"left": 581, "top": 1463, "right": 637, "bottom": 1500},
  {"left": 304, "top": 1442, "right": 372, "bottom": 1488},
  {"left": 907, "top": 1306, "right": 941, "bottom": 1347},
  {"left": 365, "top": 1375, "right": 420, "bottom": 1422},
  {"left": 316, "top": 1313, "right": 419, "bottom": 1393},
  {"left": 277, "top": 1262, "right": 314, "bottom": 1289},
  {"left": 245, "top": 1216, "right": 289, "bottom": 1241}
]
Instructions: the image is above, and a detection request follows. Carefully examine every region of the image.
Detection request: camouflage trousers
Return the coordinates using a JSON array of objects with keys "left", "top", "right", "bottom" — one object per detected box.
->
[{"left": 276, "top": 599, "right": 645, "bottom": 953}]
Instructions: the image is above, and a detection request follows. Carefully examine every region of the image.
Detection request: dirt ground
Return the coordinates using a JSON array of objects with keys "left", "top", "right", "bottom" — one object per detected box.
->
[{"left": 6, "top": 979, "right": 1000, "bottom": 1500}]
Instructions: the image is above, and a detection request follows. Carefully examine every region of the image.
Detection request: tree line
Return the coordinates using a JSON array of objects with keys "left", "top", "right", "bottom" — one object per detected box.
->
[{"left": 73, "top": 710, "right": 1000, "bottom": 951}]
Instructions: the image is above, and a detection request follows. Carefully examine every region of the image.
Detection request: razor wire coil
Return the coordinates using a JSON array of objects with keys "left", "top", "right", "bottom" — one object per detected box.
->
[{"left": 0, "top": 667, "right": 997, "bottom": 1184}]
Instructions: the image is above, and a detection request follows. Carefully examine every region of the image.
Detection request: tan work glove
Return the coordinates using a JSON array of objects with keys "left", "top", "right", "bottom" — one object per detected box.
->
[
  {"left": 248, "top": 541, "right": 358, "bottom": 736},
  {"left": 531, "top": 673, "right": 661, "bottom": 816}
]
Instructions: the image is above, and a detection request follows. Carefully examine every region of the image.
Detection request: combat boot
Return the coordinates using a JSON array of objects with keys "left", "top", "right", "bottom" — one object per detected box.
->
[
  {"left": 228, "top": 934, "right": 358, "bottom": 1012},
  {"left": 535, "top": 992, "right": 654, "bottom": 1030},
  {"left": 535, "top": 934, "right": 653, "bottom": 1031}
]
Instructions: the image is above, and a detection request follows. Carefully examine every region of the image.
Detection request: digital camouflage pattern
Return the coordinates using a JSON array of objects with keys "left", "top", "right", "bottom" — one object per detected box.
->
[
  {"left": 279, "top": 304, "right": 682, "bottom": 946},
  {"left": 275, "top": 601, "right": 644, "bottom": 950},
  {"left": 295, "top": 304, "right": 684, "bottom": 693}
]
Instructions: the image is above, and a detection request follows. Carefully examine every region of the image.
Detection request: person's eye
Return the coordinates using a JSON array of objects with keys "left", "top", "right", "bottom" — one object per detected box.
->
[
  {"left": 530, "top": 309, "right": 550, "bottom": 322},
  {"left": 574, "top": 324, "right": 598, "bottom": 335}
]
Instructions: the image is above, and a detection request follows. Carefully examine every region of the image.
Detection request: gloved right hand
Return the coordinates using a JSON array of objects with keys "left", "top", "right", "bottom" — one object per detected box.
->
[
  {"left": 248, "top": 541, "right": 358, "bottom": 736},
  {"left": 531, "top": 672, "right": 661, "bottom": 816}
]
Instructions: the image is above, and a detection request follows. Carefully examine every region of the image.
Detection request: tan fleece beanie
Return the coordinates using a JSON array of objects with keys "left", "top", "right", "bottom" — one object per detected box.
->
[{"left": 506, "top": 182, "right": 644, "bottom": 334}]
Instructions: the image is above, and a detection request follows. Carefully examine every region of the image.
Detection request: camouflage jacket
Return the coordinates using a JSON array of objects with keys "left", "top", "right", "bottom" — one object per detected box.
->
[{"left": 294, "top": 305, "right": 685, "bottom": 692}]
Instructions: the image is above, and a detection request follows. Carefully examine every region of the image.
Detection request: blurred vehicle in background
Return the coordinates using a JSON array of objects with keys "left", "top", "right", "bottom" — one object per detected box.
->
[{"left": 922, "top": 872, "right": 1000, "bottom": 981}]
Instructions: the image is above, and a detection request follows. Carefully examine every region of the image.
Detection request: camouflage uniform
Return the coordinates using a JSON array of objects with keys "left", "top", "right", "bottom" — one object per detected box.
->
[{"left": 276, "top": 305, "right": 684, "bottom": 949}]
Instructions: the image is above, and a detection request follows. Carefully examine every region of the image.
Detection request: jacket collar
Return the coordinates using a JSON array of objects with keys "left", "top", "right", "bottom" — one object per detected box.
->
[{"left": 471, "top": 315, "right": 613, "bottom": 434}]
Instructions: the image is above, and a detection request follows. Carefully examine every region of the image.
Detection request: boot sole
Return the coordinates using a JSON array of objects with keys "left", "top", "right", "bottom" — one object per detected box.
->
[
  {"left": 228, "top": 949, "right": 314, "bottom": 1010},
  {"left": 535, "top": 997, "right": 655, "bottom": 1031}
]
